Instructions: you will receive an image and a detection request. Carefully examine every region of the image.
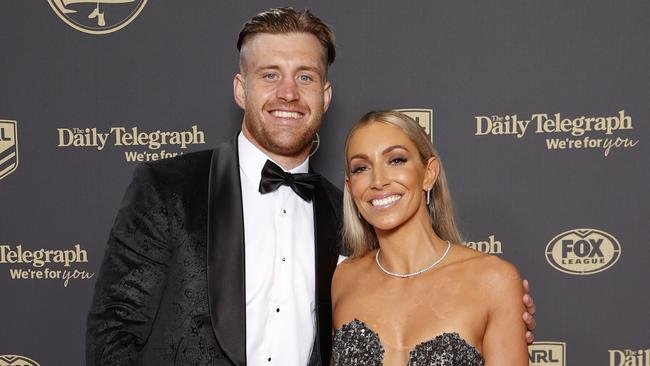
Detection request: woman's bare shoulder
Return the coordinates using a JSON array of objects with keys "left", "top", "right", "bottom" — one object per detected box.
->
[
  {"left": 332, "top": 252, "right": 375, "bottom": 301},
  {"left": 447, "top": 244, "right": 522, "bottom": 292},
  {"left": 470, "top": 252, "right": 524, "bottom": 301}
]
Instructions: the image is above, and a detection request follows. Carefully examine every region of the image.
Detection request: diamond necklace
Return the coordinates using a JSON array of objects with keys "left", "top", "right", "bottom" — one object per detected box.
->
[{"left": 375, "top": 240, "right": 451, "bottom": 278}]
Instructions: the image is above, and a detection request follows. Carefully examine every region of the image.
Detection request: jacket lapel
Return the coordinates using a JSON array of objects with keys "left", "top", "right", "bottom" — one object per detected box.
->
[
  {"left": 312, "top": 178, "right": 342, "bottom": 365},
  {"left": 207, "top": 137, "right": 247, "bottom": 366}
]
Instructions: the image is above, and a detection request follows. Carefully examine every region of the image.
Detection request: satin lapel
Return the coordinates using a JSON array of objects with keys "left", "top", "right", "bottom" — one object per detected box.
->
[
  {"left": 207, "top": 137, "right": 246, "bottom": 366},
  {"left": 312, "top": 179, "right": 341, "bottom": 366}
]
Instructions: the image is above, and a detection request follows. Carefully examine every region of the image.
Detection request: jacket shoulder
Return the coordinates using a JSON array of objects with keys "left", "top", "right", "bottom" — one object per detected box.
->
[
  {"left": 318, "top": 176, "right": 343, "bottom": 202},
  {"left": 136, "top": 149, "right": 214, "bottom": 190}
]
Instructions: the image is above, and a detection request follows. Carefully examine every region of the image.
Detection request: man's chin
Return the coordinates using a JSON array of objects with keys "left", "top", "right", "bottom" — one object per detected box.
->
[
  {"left": 266, "top": 142, "right": 312, "bottom": 157},
  {"left": 261, "top": 130, "right": 313, "bottom": 152}
]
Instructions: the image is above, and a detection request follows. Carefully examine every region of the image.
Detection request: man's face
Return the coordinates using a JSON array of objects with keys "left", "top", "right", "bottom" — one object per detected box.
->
[{"left": 234, "top": 32, "right": 332, "bottom": 159}]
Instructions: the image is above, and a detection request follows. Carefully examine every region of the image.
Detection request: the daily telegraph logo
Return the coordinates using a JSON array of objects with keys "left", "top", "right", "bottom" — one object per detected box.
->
[
  {"left": 0, "top": 355, "right": 41, "bottom": 366},
  {"left": 528, "top": 342, "right": 566, "bottom": 366},
  {"left": 56, "top": 125, "right": 206, "bottom": 162},
  {"left": 0, "top": 244, "right": 95, "bottom": 287},
  {"left": 396, "top": 108, "right": 434, "bottom": 143},
  {"left": 546, "top": 228, "right": 621, "bottom": 275},
  {"left": 609, "top": 348, "right": 650, "bottom": 366},
  {"left": 47, "top": 0, "right": 147, "bottom": 35},
  {"left": 0, "top": 120, "right": 18, "bottom": 181},
  {"left": 463, "top": 235, "right": 503, "bottom": 254},
  {"left": 474, "top": 110, "right": 639, "bottom": 157}
]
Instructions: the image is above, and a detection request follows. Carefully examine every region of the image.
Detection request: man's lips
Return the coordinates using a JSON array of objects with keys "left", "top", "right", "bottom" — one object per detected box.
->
[{"left": 269, "top": 110, "right": 304, "bottom": 119}]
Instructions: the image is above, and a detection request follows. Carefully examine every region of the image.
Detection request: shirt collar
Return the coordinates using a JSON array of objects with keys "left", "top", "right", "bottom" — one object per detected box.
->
[{"left": 237, "top": 132, "right": 310, "bottom": 186}]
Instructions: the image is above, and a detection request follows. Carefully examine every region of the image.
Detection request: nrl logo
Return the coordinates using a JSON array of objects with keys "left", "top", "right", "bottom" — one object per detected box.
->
[
  {"left": 0, "top": 120, "right": 18, "bottom": 181},
  {"left": 47, "top": 0, "right": 148, "bottom": 35},
  {"left": 0, "top": 354, "right": 41, "bottom": 366},
  {"left": 528, "top": 342, "right": 566, "bottom": 365},
  {"left": 395, "top": 108, "right": 434, "bottom": 143}
]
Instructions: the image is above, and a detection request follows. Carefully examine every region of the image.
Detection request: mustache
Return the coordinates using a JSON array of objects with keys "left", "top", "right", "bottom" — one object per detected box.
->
[{"left": 265, "top": 102, "right": 308, "bottom": 114}]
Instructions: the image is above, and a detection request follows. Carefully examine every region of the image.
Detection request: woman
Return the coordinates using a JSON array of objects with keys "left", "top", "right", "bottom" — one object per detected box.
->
[{"left": 331, "top": 111, "right": 528, "bottom": 365}]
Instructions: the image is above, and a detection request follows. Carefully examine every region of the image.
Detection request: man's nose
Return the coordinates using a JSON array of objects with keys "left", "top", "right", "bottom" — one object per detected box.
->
[{"left": 276, "top": 77, "right": 299, "bottom": 102}]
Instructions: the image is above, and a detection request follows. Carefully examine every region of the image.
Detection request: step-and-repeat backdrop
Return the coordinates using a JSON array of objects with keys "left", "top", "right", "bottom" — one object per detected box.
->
[{"left": 1, "top": 1, "right": 648, "bottom": 365}]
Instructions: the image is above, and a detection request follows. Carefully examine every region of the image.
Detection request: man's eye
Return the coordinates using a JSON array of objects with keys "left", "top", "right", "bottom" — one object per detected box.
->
[
  {"left": 298, "top": 74, "right": 313, "bottom": 82},
  {"left": 263, "top": 73, "right": 278, "bottom": 80}
]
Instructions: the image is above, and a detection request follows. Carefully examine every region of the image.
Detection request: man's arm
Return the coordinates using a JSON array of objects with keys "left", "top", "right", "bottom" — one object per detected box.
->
[{"left": 86, "top": 164, "right": 172, "bottom": 366}]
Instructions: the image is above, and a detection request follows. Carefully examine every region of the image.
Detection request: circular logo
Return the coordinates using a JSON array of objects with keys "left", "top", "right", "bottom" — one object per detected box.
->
[
  {"left": 545, "top": 228, "right": 621, "bottom": 275},
  {"left": 47, "top": 0, "right": 147, "bottom": 35},
  {"left": 0, "top": 355, "right": 41, "bottom": 366}
]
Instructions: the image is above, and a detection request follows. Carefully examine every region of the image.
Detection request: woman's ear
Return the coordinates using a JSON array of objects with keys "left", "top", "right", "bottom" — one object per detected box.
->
[{"left": 423, "top": 157, "right": 440, "bottom": 191}]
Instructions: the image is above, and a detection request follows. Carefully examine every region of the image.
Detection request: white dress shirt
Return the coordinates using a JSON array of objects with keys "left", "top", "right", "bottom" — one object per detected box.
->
[{"left": 237, "top": 132, "right": 316, "bottom": 366}]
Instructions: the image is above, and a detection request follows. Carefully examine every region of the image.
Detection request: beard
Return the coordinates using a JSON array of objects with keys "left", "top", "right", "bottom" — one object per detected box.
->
[{"left": 243, "top": 101, "right": 323, "bottom": 157}]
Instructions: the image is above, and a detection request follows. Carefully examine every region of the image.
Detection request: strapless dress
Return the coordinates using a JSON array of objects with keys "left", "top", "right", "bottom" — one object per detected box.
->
[{"left": 332, "top": 319, "right": 484, "bottom": 366}]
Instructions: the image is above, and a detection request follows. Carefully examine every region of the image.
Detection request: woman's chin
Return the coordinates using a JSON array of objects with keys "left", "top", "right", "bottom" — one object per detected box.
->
[{"left": 369, "top": 219, "right": 403, "bottom": 233}]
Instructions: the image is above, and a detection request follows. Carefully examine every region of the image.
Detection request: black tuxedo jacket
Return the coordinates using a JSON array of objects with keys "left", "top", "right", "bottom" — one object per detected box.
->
[{"left": 86, "top": 137, "right": 343, "bottom": 365}]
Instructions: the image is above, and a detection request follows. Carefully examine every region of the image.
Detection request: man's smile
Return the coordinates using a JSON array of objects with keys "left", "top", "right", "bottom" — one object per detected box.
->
[{"left": 269, "top": 110, "right": 304, "bottom": 119}]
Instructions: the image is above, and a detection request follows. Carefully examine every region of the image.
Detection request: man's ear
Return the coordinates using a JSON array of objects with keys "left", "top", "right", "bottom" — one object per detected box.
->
[
  {"left": 323, "top": 81, "right": 332, "bottom": 112},
  {"left": 423, "top": 157, "right": 440, "bottom": 190},
  {"left": 233, "top": 74, "right": 246, "bottom": 109}
]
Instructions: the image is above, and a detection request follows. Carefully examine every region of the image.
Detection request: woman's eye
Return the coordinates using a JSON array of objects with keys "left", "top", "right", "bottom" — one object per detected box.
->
[
  {"left": 350, "top": 165, "right": 367, "bottom": 174},
  {"left": 389, "top": 157, "right": 407, "bottom": 165}
]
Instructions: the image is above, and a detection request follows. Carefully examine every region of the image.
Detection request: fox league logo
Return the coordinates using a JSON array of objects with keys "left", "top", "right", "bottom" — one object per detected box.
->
[
  {"left": 47, "top": 0, "right": 148, "bottom": 34},
  {"left": 546, "top": 228, "right": 621, "bottom": 275},
  {"left": 0, "top": 120, "right": 18, "bottom": 181}
]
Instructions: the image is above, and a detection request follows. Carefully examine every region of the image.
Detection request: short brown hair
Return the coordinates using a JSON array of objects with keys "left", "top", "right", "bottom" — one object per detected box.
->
[{"left": 237, "top": 7, "right": 336, "bottom": 65}]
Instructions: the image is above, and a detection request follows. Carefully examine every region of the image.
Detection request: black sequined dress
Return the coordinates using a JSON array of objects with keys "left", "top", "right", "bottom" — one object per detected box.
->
[{"left": 332, "top": 319, "right": 484, "bottom": 366}]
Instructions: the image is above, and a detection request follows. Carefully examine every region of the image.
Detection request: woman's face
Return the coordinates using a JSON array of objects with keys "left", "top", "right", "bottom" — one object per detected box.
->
[{"left": 346, "top": 122, "right": 436, "bottom": 232}]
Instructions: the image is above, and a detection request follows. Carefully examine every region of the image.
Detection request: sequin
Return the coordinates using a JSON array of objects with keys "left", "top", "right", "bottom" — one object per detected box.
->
[
  {"left": 332, "top": 319, "right": 484, "bottom": 366},
  {"left": 333, "top": 319, "right": 384, "bottom": 366}
]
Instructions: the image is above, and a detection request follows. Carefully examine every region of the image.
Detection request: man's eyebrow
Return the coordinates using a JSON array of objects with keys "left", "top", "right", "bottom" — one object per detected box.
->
[
  {"left": 254, "top": 64, "right": 323, "bottom": 74},
  {"left": 296, "top": 65, "right": 323, "bottom": 73},
  {"left": 254, "top": 65, "right": 280, "bottom": 72}
]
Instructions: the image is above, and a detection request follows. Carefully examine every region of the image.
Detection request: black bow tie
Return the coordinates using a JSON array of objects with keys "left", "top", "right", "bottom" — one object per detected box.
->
[{"left": 259, "top": 160, "right": 319, "bottom": 202}]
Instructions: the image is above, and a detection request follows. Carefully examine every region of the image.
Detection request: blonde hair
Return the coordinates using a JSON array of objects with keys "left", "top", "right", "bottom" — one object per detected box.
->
[{"left": 343, "top": 110, "right": 463, "bottom": 257}]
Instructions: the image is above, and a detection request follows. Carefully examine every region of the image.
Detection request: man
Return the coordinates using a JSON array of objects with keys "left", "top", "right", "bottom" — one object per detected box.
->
[{"left": 87, "top": 8, "right": 535, "bottom": 366}]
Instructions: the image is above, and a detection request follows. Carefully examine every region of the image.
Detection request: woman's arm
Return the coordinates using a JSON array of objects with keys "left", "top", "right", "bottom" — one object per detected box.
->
[{"left": 481, "top": 259, "right": 529, "bottom": 365}]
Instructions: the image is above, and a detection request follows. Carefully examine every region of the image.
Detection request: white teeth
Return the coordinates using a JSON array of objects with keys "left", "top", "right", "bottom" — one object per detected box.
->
[
  {"left": 272, "top": 110, "right": 301, "bottom": 119},
  {"left": 371, "top": 195, "right": 401, "bottom": 207}
]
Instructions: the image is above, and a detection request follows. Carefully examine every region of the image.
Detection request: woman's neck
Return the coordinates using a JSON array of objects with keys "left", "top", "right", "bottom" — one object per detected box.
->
[{"left": 374, "top": 212, "right": 448, "bottom": 275}]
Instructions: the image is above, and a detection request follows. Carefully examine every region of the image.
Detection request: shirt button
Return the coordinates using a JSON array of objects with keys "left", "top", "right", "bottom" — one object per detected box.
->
[
  {"left": 281, "top": 257, "right": 286, "bottom": 262},
  {"left": 267, "top": 357, "right": 271, "bottom": 362},
  {"left": 282, "top": 209, "right": 287, "bottom": 214},
  {"left": 276, "top": 308, "right": 280, "bottom": 312}
]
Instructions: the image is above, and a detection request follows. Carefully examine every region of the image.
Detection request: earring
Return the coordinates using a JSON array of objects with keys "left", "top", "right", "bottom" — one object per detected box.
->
[
  {"left": 429, "top": 200, "right": 435, "bottom": 220},
  {"left": 426, "top": 189, "right": 431, "bottom": 206},
  {"left": 308, "top": 133, "right": 320, "bottom": 157}
]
